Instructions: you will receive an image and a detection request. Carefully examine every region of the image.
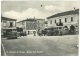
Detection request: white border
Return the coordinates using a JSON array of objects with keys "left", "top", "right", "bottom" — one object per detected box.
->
[
  {"left": 0, "top": 0, "right": 1, "bottom": 56},
  {"left": 0, "top": 0, "right": 80, "bottom": 57},
  {"left": 1, "top": 0, "right": 80, "bottom": 1},
  {"left": 1, "top": 42, "right": 6, "bottom": 56}
]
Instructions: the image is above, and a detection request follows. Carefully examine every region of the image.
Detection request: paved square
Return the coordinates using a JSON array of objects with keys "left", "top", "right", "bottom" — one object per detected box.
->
[{"left": 1, "top": 35, "right": 78, "bottom": 56}]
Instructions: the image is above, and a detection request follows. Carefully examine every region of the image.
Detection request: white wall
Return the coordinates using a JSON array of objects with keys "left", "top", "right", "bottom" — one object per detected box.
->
[
  {"left": 22, "top": 21, "right": 26, "bottom": 31},
  {"left": 37, "top": 19, "right": 45, "bottom": 30},
  {"left": 7, "top": 21, "right": 16, "bottom": 27},
  {"left": 47, "top": 14, "right": 79, "bottom": 28}
]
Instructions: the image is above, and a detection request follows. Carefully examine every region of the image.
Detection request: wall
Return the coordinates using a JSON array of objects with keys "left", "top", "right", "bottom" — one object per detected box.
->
[
  {"left": 47, "top": 14, "right": 79, "bottom": 29},
  {"left": 2, "top": 20, "right": 16, "bottom": 29},
  {"left": 1, "top": 19, "right": 16, "bottom": 36},
  {"left": 37, "top": 19, "right": 45, "bottom": 31},
  {"left": 26, "top": 21, "right": 37, "bottom": 30}
]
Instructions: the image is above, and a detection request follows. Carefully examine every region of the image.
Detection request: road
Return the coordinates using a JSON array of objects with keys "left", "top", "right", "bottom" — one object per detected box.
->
[{"left": 1, "top": 35, "right": 78, "bottom": 56}]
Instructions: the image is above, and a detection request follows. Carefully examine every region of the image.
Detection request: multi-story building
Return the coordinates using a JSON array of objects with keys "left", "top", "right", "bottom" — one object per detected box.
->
[
  {"left": 26, "top": 19, "right": 37, "bottom": 34},
  {"left": 1, "top": 16, "right": 17, "bottom": 36},
  {"left": 17, "top": 18, "right": 45, "bottom": 34},
  {"left": 47, "top": 9, "right": 79, "bottom": 31},
  {"left": 37, "top": 19, "right": 45, "bottom": 31},
  {"left": 17, "top": 19, "right": 27, "bottom": 31},
  {"left": 44, "top": 21, "right": 48, "bottom": 28},
  {"left": 26, "top": 19, "right": 37, "bottom": 30}
]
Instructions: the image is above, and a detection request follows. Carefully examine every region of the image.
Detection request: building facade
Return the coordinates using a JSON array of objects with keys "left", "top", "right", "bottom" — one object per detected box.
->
[
  {"left": 17, "top": 18, "right": 45, "bottom": 34},
  {"left": 37, "top": 19, "right": 45, "bottom": 31},
  {"left": 17, "top": 20, "right": 27, "bottom": 31},
  {"left": 47, "top": 9, "right": 79, "bottom": 31},
  {"left": 1, "top": 16, "right": 17, "bottom": 35},
  {"left": 44, "top": 21, "right": 48, "bottom": 28},
  {"left": 26, "top": 19, "right": 37, "bottom": 30}
]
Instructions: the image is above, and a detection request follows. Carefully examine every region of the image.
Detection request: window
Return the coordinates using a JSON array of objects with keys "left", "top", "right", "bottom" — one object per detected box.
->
[
  {"left": 10, "top": 22, "right": 13, "bottom": 27},
  {"left": 3, "top": 20, "right": 7, "bottom": 27},
  {"left": 22, "top": 22, "right": 25, "bottom": 25},
  {"left": 55, "top": 20, "right": 56, "bottom": 23},
  {"left": 42, "top": 24, "right": 43, "bottom": 26},
  {"left": 65, "top": 18, "right": 67, "bottom": 22},
  {"left": 3, "top": 23, "right": 6, "bottom": 27},
  {"left": 50, "top": 20, "right": 52, "bottom": 24},
  {"left": 71, "top": 17, "right": 73, "bottom": 22},
  {"left": 26, "top": 27, "right": 29, "bottom": 29},
  {"left": 34, "top": 26, "right": 36, "bottom": 29},
  {"left": 23, "top": 26, "right": 25, "bottom": 29},
  {"left": 34, "top": 22, "right": 36, "bottom": 24},
  {"left": 59, "top": 27, "right": 61, "bottom": 29},
  {"left": 59, "top": 19, "right": 61, "bottom": 22}
]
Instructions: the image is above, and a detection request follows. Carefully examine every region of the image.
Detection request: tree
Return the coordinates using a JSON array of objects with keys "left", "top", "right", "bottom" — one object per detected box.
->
[
  {"left": 16, "top": 27, "right": 20, "bottom": 32},
  {"left": 20, "top": 28, "right": 23, "bottom": 33}
]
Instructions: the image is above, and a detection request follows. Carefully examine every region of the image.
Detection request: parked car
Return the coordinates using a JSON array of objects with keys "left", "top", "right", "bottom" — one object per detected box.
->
[
  {"left": 6, "top": 29, "right": 18, "bottom": 39},
  {"left": 17, "top": 31, "right": 27, "bottom": 37},
  {"left": 20, "top": 32, "right": 27, "bottom": 36}
]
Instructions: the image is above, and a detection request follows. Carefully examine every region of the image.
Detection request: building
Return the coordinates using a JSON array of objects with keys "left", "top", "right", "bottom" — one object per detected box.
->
[
  {"left": 17, "top": 18, "right": 45, "bottom": 34},
  {"left": 44, "top": 21, "right": 48, "bottom": 28},
  {"left": 1, "top": 16, "right": 17, "bottom": 36},
  {"left": 17, "top": 18, "right": 37, "bottom": 34},
  {"left": 26, "top": 19, "right": 37, "bottom": 34},
  {"left": 17, "top": 19, "right": 27, "bottom": 31},
  {"left": 47, "top": 9, "right": 79, "bottom": 32},
  {"left": 37, "top": 19, "right": 45, "bottom": 31}
]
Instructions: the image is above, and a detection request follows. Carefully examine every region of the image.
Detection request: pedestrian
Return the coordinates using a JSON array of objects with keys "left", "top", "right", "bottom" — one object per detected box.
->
[
  {"left": 25, "top": 31, "right": 27, "bottom": 36},
  {"left": 33, "top": 31, "right": 36, "bottom": 36},
  {"left": 28, "top": 30, "right": 29, "bottom": 35}
]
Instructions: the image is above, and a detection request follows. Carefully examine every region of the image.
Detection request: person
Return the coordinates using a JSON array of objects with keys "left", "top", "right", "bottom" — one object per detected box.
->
[
  {"left": 28, "top": 30, "right": 29, "bottom": 35},
  {"left": 33, "top": 31, "right": 36, "bottom": 36}
]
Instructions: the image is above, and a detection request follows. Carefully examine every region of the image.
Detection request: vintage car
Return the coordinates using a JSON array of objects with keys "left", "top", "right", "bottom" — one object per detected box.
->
[
  {"left": 18, "top": 32, "right": 27, "bottom": 36},
  {"left": 6, "top": 28, "right": 18, "bottom": 39}
]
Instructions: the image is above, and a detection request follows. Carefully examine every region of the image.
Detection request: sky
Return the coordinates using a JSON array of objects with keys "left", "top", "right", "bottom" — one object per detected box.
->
[{"left": 1, "top": 1, "right": 80, "bottom": 22}]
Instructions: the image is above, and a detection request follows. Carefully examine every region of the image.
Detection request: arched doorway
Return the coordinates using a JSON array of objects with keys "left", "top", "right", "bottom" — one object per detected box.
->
[
  {"left": 70, "top": 25, "right": 75, "bottom": 35},
  {"left": 63, "top": 26, "right": 69, "bottom": 35},
  {"left": 64, "top": 26, "right": 68, "bottom": 29}
]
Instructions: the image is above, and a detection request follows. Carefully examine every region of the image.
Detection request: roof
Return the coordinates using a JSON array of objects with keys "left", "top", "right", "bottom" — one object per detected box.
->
[
  {"left": 1, "top": 16, "right": 17, "bottom": 21},
  {"left": 36, "top": 19, "right": 45, "bottom": 20},
  {"left": 26, "top": 19, "right": 37, "bottom": 21},
  {"left": 17, "top": 19, "right": 27, "bottom": 23},
  {"left": 47, "top": 9, "right": 79, "bottom": 19},
  {"left": 17, "top": 19, "right": 36, "bottom": 23},
  {"left": 17, "top": 18, "right": 44, "bottom": 23}
]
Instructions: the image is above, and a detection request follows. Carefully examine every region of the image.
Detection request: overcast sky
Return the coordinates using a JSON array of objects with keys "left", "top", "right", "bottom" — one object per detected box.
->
[{"left": 1, "top": 1, "right": 80, "bottom": 21}]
